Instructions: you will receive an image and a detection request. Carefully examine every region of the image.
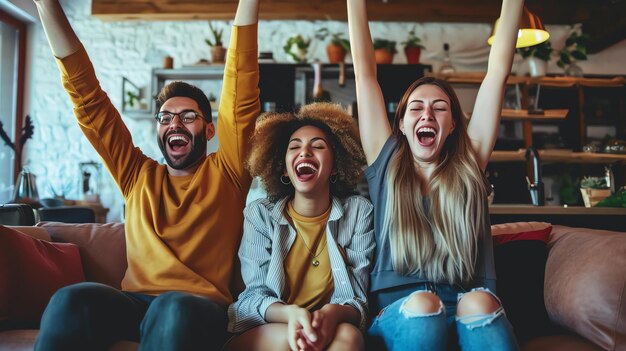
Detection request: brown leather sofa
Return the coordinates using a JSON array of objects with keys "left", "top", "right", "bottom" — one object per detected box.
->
[{"left": 1, "top": 222, "right": 624, "bottom": 351}]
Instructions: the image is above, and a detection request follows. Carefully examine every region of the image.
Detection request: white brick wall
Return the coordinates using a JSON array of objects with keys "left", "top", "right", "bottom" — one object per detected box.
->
[{"left": 22, "top": 0, "right": 626, "bottom": 221}]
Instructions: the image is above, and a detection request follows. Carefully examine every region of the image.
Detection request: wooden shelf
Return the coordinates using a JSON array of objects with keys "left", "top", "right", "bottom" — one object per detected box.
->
[
  {"left": 500, "top": 108, "right": 568, "bottom": 120},
  {"left": 430, "top": 73, "right": 626, "bottom": 88},
  {"left": 490, "top": 150, "right": 626, "bottom": 163},
  {"left": 427, "top": 72, "right": 526, "bottom": 85},
  {"left": 489, "top": 204, "right": 626, "bottom": 216},
  {"left": 529, "top": 76, "right": 626, "bottom": 88}
]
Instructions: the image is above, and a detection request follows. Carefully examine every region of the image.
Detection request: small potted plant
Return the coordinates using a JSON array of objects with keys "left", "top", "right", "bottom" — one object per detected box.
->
[
  {"left": 208, "top": 92, "right": 218, "bottom": 112},
  {"left": 517, "top": 40, "right": 552, "bottom": 77},
  {"left": 315, "top": 28, "right": 350, "bottom": 64},
  {"left": 205, "top": 22, "right": 226, "bottom": 64},
  {"left": 401, "top": 27, "right": 425, "bottom": 64},
  {"left": 373, "top": 39, "right": 397, "bottom": 64},
  {"left": 580, "top": 176, "right": 611, "bottom": 207},
  {"left": 557, "top": 25, "right": 589, "bottom": 77},
  {"left": 283, "top": 35, "right": 311, "bottom": 63}
]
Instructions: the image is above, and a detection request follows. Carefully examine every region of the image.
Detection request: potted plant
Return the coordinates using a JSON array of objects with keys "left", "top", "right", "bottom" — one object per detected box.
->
[
  {"left": 283, "top": 35, "right": 311, "bottom": 63},
  {"left": 315, "top": 28, "right": 350, "bottom": 64},
  {"left": 517, "top": 40, "right": 552, "bottom": 77},
  {"left": 556, "top": 25, "right": 589, "bottom": 77},
  {"left": 401, "top": 27, "right": 425, "bottom": 64},
  {"left": 580, "top": 176, "right": 611, "bottom": 207},
  {"left": 205, "top": 22, "right": 226, "bottom": 64},
  {"left": 373, "top": 39, "right": 397, "bottom": 64},
  {"left": 208, "top": 92, "right": 218, "bottom": 112}
]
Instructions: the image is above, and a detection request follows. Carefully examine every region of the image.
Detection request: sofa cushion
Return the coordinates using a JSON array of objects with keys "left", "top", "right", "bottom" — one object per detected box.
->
[
  {"left": 37, "top": 222, "right": 127, "bottom": 289},
  {"left": 0, "top": 225, "right": 85, "bottom": 330},
  {"left": 491, "top": 221, "right": 552, "bottom": 245},
  {"left": 545, "top": 225, "right": 626, "bottom": 350},
  {"left": 492, "top": 222, "right": 557, "bottom": 343}
]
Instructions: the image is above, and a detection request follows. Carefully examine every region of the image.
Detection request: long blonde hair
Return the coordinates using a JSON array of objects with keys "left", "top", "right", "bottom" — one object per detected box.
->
[{"left": 383, "top": 77, "right": 487, "bottom": 285}]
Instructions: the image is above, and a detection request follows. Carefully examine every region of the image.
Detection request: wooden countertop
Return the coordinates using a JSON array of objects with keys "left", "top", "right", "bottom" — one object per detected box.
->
[{"left": 490, "top": 204, "right": 626, "bottom": 215}]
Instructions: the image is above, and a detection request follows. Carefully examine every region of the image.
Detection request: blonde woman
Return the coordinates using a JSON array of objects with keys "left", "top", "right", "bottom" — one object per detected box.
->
[
  {"left": 347, "top": 0, "right": 523, "bottom": 349},
  {"left": 227, "top": 103, "right": 375, "bottom": 351}
]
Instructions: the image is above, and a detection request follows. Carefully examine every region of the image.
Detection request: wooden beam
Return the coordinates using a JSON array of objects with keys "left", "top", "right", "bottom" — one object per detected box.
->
[{"left": 91, "top": 0, "right": 597, "bottom": 24}]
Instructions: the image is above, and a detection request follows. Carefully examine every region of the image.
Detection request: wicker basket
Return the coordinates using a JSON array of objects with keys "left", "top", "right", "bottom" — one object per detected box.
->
[{"left": 580, "top": 188, "right": 612, "bottom": 207}]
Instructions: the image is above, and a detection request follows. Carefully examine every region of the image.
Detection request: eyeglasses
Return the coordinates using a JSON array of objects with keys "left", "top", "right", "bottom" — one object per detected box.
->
[{"left": 155, "top": 110, "right": 205, "bottom": 125}]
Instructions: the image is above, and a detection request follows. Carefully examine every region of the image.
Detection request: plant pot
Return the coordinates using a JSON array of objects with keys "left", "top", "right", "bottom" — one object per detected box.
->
[
  {"left": 580, "top": 188, "right": 611, "bottom": 207},
  {"left": 211, "top": 45, "right": 226, "bottom": 64},
  {"left": 374, "top": 49, "right": 394, "bottom": 64},
  {"left": 326, "top": 44, "right": 347, "bottom": 64},
  {"left": 404, "top": 46, "right": 422, "bottom": 64},
  {"left": 565, "top": 62, "right": 584, "bottom": 77},
  {"left": 527, "top": 57, "right": 547, "bottom": 77}
]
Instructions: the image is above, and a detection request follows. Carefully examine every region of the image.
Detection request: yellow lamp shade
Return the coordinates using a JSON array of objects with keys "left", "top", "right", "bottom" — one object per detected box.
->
[{"left": 488, "top": 7, "right": 549, "bottom": 48}]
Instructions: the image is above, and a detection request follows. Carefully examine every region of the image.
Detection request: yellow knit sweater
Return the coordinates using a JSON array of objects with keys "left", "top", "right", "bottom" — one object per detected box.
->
[{"left": 55, "top": 24, "right": 260, "bottom": 306}]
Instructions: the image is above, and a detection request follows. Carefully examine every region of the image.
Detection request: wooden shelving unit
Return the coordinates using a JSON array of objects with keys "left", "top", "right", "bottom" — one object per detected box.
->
[
  {"left": 431, "top": 73, "right": 626, "bottom": 89},
  {"left": 490, "top": 150, "right": 626, "bottom": 163}
]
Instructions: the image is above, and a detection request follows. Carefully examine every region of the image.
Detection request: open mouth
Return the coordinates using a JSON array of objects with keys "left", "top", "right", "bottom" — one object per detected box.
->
[
  {"left": 166, "top": 133, "right": 191, "bottom": 154},
  {"left": 416, "top": 127, "right": 437, "bottom": 147},
  {"left": 295, "top": 161, "right": 318, "bottom": 182}
]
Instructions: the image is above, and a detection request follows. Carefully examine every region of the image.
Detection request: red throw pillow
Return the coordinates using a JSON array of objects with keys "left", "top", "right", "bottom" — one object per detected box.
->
[
  {"left": 491, "top": 222, "right": 556, "bottom": 343},
  {"left": 0, "top": 225, "right": 85, "bottom": 329},
  {"left": 491, "top": 222, "right": 552, "bottom": 245}
]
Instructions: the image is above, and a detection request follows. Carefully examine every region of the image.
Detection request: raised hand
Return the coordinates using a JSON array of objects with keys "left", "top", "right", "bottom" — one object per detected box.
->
[{"left": 33, "top": 0, "right": 82, "bottom": 58}]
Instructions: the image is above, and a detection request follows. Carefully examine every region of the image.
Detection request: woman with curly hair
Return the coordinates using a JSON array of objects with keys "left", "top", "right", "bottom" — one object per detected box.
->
[
  {"left": 347, "top": 0, "right": 523, "bottom": 349},
  {"left": 226, "top": 102, "right": 375, "bottom": 351}
]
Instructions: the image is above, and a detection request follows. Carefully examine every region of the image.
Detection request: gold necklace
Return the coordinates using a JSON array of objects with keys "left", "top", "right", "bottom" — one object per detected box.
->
[{"left": 298, "top": 232, "right": 327, "bottom": 267}]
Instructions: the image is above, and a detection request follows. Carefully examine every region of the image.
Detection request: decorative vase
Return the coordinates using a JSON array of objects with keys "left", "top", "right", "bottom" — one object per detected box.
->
[
  {"left": 211, "top": 45, "right": 226, "bottom": 64},
  {"left": 374, "top": 49, "right": 394, "bottom": 64},
  {"left": 527, "top": 57, "right": 547, "bottom": 77},
  {"left": 404, "top": 47, "right": 422, "bottom": 64},
  {"left": 326, "top": 44, "right": 346, "bottom": 64},
  {"left": 12, "top": 168, "right": 39, "bottom": 204},
  {"left": 565, "top": 62, "right": 584, "bottom": 77}
]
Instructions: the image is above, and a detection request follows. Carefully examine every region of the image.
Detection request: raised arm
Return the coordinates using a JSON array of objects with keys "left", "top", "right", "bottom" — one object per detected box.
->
[
  {"left": 215, "top": 0, "right": 260, "bottom": 190},
  {"left": 468, "top": 0, "right": 524, "bottom": 170},
  {"left": 34, "top": 0, "right": 81, "bottom": 58},
  {"left": 233, "top": 0, "right": 259, "bottom": 26},
  {"left": 34, "top": 0, "right": 146, "bottom": 197},
  {"left": 347, "top": 0, "right": 392, "bottom": 165}
]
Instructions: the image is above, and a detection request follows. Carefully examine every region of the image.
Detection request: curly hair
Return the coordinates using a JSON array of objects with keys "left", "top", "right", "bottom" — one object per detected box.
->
[{"left": 247, "top": 102, "right": 366, "bottom": 202}]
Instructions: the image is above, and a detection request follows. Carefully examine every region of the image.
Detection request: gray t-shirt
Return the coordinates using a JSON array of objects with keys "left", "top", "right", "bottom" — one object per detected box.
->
[{"left": 364, "top": 136, "right": 496, "bottom": 293}]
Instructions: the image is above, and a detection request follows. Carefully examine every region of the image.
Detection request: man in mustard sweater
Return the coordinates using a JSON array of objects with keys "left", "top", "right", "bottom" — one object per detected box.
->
[{"left": 33, "top": 0, "right": 260, "bottom": 350}]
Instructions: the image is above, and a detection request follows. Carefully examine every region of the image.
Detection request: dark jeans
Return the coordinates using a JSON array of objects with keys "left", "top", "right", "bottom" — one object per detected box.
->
[{"left": 34, "top": 282, "right": 228, "bottom": 351}]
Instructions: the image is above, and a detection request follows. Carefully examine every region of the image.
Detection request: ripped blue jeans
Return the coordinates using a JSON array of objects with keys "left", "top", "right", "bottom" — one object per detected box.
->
[{"left": 368, "top": 283, "right": 518, "bottom": 351}]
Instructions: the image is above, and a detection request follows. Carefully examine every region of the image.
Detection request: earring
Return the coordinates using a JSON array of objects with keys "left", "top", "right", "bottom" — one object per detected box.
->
[
  {"left": 330, "top": 174, "right": 338, "bottom": 184},
  {"left": 280, "top": 175, "right": 291, "bottom": 185}
]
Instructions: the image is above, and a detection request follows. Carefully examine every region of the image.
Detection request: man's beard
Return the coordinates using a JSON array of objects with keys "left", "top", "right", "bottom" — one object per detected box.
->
[{"left": 158, "top": 129, "right": 207, "bottom": 170}]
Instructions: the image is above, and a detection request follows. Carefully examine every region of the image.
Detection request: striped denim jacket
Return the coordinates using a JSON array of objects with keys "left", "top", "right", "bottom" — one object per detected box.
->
[{"left": 227, "top": 195, "right": 375, "bottom": 333}]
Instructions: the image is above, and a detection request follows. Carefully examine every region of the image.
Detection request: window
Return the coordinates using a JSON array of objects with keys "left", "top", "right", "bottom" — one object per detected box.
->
[{"left": 0, "top": 10, "right": 26, "bottom": 203}]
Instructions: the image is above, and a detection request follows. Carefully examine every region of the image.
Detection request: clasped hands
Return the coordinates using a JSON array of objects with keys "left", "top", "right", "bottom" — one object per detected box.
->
[{"left": 286, "top": 304, "right": 341, "bottom": 351}]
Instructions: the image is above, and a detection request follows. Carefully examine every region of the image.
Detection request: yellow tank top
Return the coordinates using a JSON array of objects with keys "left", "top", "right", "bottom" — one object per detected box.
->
[{"left": 284, "top": 201, "right": 334, "bottom": 311}]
